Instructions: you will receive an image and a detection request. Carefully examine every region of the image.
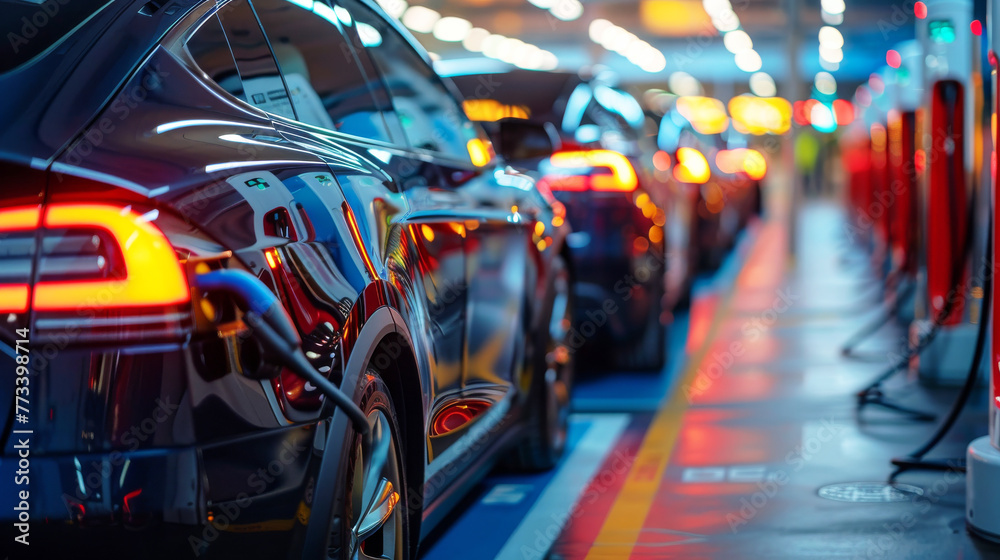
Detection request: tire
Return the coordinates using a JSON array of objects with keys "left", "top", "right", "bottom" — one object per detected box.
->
[
  {"left": 326, "top": 370, "right": 409, "bottom": 560},
  {"left": 506, "top": 254, "right": 574, "bottom": 471}
]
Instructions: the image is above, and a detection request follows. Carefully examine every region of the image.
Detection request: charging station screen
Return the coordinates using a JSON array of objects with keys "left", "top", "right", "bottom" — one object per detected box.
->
[{"left": 928, "top": 20, "right": 956, "bottom": 43}]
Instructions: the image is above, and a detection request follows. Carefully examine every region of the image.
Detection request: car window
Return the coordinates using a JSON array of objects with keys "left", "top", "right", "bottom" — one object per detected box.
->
[
  {"left": 251, "top": 0, "right": 392, "bottom": 143},
  {"left": 338, "top": 0, "right": 490, "bottom": 165},
  {"left": 0, "top": 0, "right": 113, "bottom": 73},
  {"left": 184, "top": 15, "right": 246, "bottom": 101},
  {"left": 215, "top": 0, "right": 296, "bottom": 119}
]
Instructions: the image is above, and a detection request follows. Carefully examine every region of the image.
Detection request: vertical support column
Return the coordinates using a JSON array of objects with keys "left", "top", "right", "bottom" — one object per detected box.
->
[{"left": 783, "top": 0, "right": 802, "bottom": 261}]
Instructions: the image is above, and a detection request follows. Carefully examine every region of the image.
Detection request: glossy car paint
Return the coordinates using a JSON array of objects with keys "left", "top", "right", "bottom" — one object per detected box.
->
[
  {"left": 0, "top": 0, "right": 569, "bottom": 556},
  {"left": 449, "top": 69, "right": 681, "bottom": 367}
]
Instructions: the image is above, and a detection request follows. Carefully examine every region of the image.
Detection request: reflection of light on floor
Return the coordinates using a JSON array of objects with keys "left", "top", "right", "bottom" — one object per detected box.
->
[
  {"left": 688, "top": 368, "right": 778, "bottom": 405},
  {"left": 801, "top": 366, "right": 870, "bottom": 397},
  {"left": 706, "top": 335, "right": 780, "bottom": 364},
  {"left": 674, "top": 409, "right": 774, "bottom": 466},
  {"left": 737, "top": 224, "right": 786, "bottom": 290},
  {"left": 686, "top": 293, "right": 719, "bottom": 353}
]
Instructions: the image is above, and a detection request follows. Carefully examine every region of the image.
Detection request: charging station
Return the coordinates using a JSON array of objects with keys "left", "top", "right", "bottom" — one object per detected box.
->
[
  {"left": 887, "top": 41, "right": 924, "bottom": 325},
  {"left": 871, "top": 69, "right": 893, "bottom": 278},
  {"left": 966, "top": 0, "right": 1000, "bottom": 543},
  {"left": 911, "top": 0, "right": 984, "bottom": 385}
]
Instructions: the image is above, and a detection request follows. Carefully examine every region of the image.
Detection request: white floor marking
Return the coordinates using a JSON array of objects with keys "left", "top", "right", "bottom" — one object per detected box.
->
[
  {"left": 481, "top": 484, "right": 533, "bottom": 505},
  {"left": 495, "top": 413, "right": 630, "bottom": 560}
]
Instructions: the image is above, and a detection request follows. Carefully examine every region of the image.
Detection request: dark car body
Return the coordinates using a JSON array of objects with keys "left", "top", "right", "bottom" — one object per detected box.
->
[
  {"left": 657, "top": 105, "right": 765, "bottom": 267},
  {"left": 446, "top": 68, "right": 687, "bottom": 370},
  {"left": 0, "top": 0, "right": 572, "bottom": 557}
]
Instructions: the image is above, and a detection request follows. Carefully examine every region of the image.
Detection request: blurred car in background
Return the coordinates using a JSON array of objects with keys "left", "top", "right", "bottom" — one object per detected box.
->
[
  {"left": 656, "top": 96, "right": 767, "bottom": 269},
  {"left": 445, "top": 66, "right": 688, "bottom": 371}
]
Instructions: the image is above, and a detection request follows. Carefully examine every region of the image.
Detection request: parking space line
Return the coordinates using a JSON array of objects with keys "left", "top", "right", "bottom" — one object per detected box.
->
[
  {"left": 495, "top": 413, "right": 630, "bottom": 560},
  {"left": 582, "top": 223, "right": 774, "bottom": 559}
]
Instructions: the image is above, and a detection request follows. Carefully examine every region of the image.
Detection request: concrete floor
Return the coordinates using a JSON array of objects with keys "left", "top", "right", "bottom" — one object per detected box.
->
[{"left": 424, "top": 203, "right": 1000, "bottom": 560}]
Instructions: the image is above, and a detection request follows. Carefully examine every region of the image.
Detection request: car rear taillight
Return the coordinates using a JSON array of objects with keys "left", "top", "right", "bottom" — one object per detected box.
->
[
  {"left": 540, "top": 150, "right": 639, "bottom": 192},
  {"left": 0, "top": 206, "right": 40, "bottom": 314},
  {"left": 715, "top": 148, "right": 767, "bottom": 181},
  {"left": 673, "top": 147, "right": 711, "bottom": 184},
  {"left": 0, "top": 203, "right": 191, "bottom": 344}
]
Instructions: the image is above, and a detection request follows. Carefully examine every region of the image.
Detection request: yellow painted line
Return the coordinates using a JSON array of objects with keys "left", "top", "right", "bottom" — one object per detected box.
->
[{"left": 583, "top": 223, "right": 776, "bottom": 559}]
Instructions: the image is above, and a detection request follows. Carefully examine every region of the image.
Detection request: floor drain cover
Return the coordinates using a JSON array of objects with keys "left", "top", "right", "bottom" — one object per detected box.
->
[{"left": 817, "top": 482, "right": 924, "bottom": 503}]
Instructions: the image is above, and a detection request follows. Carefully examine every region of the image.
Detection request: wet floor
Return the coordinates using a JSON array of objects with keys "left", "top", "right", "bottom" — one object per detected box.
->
[{"left": 423, "top": 203, "right": 1000, "bottom": 560}]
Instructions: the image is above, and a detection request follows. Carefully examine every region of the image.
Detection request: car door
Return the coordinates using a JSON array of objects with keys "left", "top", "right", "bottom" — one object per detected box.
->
[
  {"left": 331, "top": 0, "right": 533, "bottom": 496},
  {"left": 192, "top": 0, "right": 369, "bottom": 423}
]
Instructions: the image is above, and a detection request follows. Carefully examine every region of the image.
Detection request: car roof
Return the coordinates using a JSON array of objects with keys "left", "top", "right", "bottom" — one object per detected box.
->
[{"left": 448, "top": 69, "right": 583, "bottom": 123}]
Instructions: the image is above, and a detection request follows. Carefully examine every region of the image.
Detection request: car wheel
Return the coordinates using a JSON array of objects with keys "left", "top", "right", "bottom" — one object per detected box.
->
[
  {"left": 326, "top": 370, "right": 409, "bottom": 560},
  {"left": 507, "top": 254, "right": 574, "bottom": 471}
]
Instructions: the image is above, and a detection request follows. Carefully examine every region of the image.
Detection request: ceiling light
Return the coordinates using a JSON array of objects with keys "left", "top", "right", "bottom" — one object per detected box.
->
[
  {"left": 375, "top": 0, "right": 407, "bottom": 19},
  {"left": 635, "top": 46, "right": 667, "bottom": 72},
  {"left": 712, "top": 10, "right": 740, "bottom": 32},
  {"left": 702, "top": 0, "right": 732, "bottom": 18},
  {"left": 734, "top": 49, "right": 762, "bottom": 72},
  {"left": 814, "top": 71, "right": 837, "bottom": 95},
  {"left": 540, "top": 51, "right": 559, "bottom": 70},
  {"left": 432, "top": 16, "right": 471, "bottom": 42},
  {"left": 589, "top": 19, "right": 613, "bottom": 42},
  {"left": 819, "top": 45, "right": 843, "bottom": 63},
  {"left": 820, "top": 10, "right": 843, "bottom": 25},
  {"left": 749, "top": 72, "right": 776, "bottom": 97},
  {"left": 401, "top": 6, "right": 440, "bottom": 33},
  {"left": 481, "top": 33, "right": 507, "bottom": 58},
  {"left": 821, "top": 0, "right": 845, "bottom": 15},
  {"left": 601, "top": 26, "right": 637, "bottom": 53},
  {"left": 515, "top": 45, "right": 543, "bottom": 69},
  {"left": 463, "top": 27, "right": 490, "bottom": 51},
  {"left": 498, "top": 38, "right": 527, "bottom": 64},
  {"left": 550, "top": 0, "right": 583, "bottom": 21},
  {"left": 818, "top": 26, "right": 843, "bottom": 48},
  {"left": 723, "top": 30, "right": 753, "bottom": 53},
  {"left": 669, "top": 72, "right": 702, "bottom": 96}
]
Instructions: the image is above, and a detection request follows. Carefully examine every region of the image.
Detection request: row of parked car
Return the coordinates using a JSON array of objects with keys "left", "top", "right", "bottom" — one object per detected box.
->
[{"left": 0, "top": 0, "right": 764, "bottom": 557}]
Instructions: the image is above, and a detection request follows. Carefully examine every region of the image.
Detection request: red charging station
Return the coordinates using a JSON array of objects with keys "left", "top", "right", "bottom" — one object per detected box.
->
[
  {"left": 871, "top": 116, "right": 891, "bottom": 274},
  {"left": 886, "top": 41, "right": 923, "bottom": 324},
  {"left": 912, "top": 0, "right": 983, "bottom": 385},
  {"left": 967, "top": 0, "right": 1000, "bottom": 541}
]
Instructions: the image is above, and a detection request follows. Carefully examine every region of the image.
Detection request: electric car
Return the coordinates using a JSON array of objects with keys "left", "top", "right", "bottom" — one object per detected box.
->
[
  {"left": 0, "top": 0, "right": 574, "bottom": 557},
  {"left": 657, "top": 100, "right": 766, "bottom": 268},
  {"left": 447, "top": 67, "right": 684, "bottom": 370}
]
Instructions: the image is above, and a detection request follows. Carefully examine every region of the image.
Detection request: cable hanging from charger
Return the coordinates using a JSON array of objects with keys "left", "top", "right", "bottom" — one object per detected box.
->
[{"left": 888, "top": 204, "right": 992, "bottom": 478}]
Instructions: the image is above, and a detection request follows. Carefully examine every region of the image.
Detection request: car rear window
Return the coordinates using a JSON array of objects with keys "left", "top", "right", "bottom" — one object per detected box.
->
[{"left": 0, "top": 0, "right": 112, "bottom": 73}]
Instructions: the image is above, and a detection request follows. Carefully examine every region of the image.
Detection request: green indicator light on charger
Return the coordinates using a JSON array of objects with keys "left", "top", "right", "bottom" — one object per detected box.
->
[{"left": 929, "top": 20, "right": 956, "bottom": 43}]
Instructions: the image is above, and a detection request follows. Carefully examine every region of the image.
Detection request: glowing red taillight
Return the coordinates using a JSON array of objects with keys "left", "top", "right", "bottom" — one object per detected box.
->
[
  {"left": 0, "top": 203, "right": 189, "bottom": 314},
  {"left": 541, "top": 150, "right": 639, "bottom": 192}
]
